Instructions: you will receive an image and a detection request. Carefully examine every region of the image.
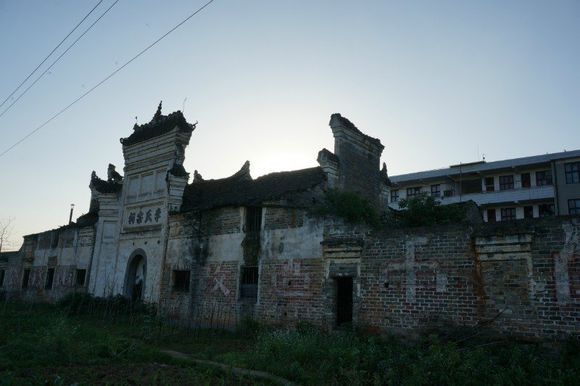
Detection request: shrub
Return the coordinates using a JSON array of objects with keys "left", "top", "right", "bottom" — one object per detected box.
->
[
  {"left": 390, "top": 193, "right": 466, "bottom": 227},
  {"left": 317, "top": 190, "right": 381, "bottom": 227},
  {"left": 236, "top": 316, "right": 266, "bottom": 338},
  {"left": 58, "top": 293, "right": 154, "bottom": 318}
]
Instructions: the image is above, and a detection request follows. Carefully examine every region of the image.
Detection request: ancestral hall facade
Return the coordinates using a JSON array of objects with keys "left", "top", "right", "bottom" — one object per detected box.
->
[{"left": 0, "top": 105, "right": 578, "bottom": 340}]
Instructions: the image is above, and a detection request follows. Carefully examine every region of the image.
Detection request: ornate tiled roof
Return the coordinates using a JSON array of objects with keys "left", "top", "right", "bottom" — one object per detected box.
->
[
  {"left": 120, "top": 102, "right": 196, "bottom": 146},
  {"left": 182, "top": 163, "right": 326, "bottom": 211},
  {"left": 90, "top": 171, "right": 122, "bottom": 194}
]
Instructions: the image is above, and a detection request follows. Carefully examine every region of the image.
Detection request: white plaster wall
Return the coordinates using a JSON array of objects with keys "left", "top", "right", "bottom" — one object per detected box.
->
[
  {"left": 113, "top": 236, "right": 165, "bottom": 302},
  {"left": 261, "top": 218, "right": 324, "bottom": 260},
  {"left": 31, "top": 228, "right": 94, "bottom": 269},
  {"left": 207, "top": 233, "right": 245, "bottom": 262},
  {"left": 90, "top": 243, "right": 118, "bottom": 297},
  {"left": 166, "top": 237, "right": 194, "bottom": 266}
]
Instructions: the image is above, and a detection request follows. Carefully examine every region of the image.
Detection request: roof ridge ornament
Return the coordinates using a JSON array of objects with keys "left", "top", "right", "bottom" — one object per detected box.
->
[
  {"left": 193, "top": 170, "right": 204, "bottom": 182},
  {"left": 107, "top": 163, "right": 123, "bottom": 183},
  {"left": 232, "top": 160, "right": 252, "bottom": 181}
]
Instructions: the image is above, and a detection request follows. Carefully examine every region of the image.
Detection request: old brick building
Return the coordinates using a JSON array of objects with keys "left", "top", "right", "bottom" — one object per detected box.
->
[{"left": 0, "top": 104, "right": 578, "bottom": 340}]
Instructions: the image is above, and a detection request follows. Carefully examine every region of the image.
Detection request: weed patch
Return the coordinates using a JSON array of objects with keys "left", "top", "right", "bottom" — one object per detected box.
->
[{"left": 1, "top": 302, "right": 578, "bottom": 385}]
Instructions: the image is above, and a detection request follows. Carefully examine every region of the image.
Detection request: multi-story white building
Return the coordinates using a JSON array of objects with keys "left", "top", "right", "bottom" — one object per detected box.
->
[{"left": 389, "top": 150, "right": 580, "bottom": 222}]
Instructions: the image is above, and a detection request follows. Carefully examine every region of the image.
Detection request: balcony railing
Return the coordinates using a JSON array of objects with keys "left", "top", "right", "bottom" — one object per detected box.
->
[{"left": 389, "top": 185, "right": 555, "bottom": 209}]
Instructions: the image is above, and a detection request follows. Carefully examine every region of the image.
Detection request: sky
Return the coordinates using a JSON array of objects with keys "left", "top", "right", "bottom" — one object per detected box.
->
[{"left": 1, "top": 0, "right": 579, "bottom": 250}]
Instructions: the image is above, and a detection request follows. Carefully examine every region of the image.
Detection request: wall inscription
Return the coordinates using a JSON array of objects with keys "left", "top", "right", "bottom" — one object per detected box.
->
[{"left": 123, "top": 204, "right": 164, "bottom": 231}]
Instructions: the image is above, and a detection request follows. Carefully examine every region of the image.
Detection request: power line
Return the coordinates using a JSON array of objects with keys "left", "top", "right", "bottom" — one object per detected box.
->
[
  {"left": 0, "top": 0, "right": 119, "bottom": 119},
  {"left": 0, "top": 0, "right": 216, "bottom": 159},
  {"left": 0, "top": 0, "right": 104, "bottom": 110}
]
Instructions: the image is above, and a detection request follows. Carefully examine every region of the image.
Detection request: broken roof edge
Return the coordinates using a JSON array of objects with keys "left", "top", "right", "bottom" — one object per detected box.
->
[{"left": 329, "top": 113, "right": 384, "bottom": 150}]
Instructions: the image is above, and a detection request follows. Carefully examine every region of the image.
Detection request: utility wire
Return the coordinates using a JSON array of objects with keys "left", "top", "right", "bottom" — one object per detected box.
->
[
  {"left": 0, "top": 0, "right": 216, "bottom": 159},
  {"left": 0, "top": 0, "right": 119, "bottom": 119},
  {"left": 0, "top": 0, "right": 104, "bottom": 110}
]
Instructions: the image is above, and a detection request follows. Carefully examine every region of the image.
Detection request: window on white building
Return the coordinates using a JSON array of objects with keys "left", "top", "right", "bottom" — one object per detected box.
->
[
  {"left": 568, "top": 199, "right": 580, "bottom": 215},
  {"left": 461, "top": 179, "right": 482, "bottom": 194},
  {"left": 390, "top": 190, "right": 399, "bottom": 203},
  {"left": 565, "top": 162, "right": 580, "bottom": 184},
  {"left": 539, "top": 203, "right": 555, "bottom": 217},
  {"left": 487, "top": 208, "right": 496, "bottom": 223},
  {"left": 521, "top": 173, "right": 531, "bottom": 188},
  {"left": 499, "top": 175, "right": 514, "bottom": 190},
  {"left": 484, "top": 177, "right": 495, "bottom": 192},
  {"left": 536, "top": 170, "right": 553, "bottom": 186},
  {"left": 430, "top": 184, "right": 440, "bottom": 198},
  {"left": 500, "top": 208, "right": 516, "bottom": 221},
  {"left": 406, "top": 187, "right": 421, "bottom": 198}
]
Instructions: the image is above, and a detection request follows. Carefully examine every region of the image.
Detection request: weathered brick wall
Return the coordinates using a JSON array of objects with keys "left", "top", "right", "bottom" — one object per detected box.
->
[
  {"left": 264, "top": 207, "right": 304, "bottom": 230},
  {"left": 192, "top": 261, "right": 240, "bottom": 328},
  {"left": 336, "top": 141, "right": 381, "bottom": 203},
  {"left": 159, "top": 213, "right": 197, "bottom": 320},
  {"left": 201, "top": 207, "right": 241, "bottom": 235},
  {"left": 6, "top": 201, "right": 578, "bottom": 341},
  {"left": 159, "top": 263, "right": 191, "bottom": 320},
  {"left": 356, "top": 218, "right": 580, "bottom": 340},
  {"left": 358, "top": 227, "right": 479, "bottom": 333},
  {"left": 257, "top": 258, "right": 329, "bottom": 326},
  {"left": 472, "top": 219, "right": 580, "bottom": 339}
]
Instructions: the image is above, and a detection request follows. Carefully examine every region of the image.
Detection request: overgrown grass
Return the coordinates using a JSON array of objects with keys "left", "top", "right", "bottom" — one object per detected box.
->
[
  {"left": 1, "top": 300, "right": 578, "bottom": 385},
  {"left": 0, "top": 299, "right": 267, "bottom": 385},
  {"left": 219, "top": 325, "right": 580, "bottom": 385}
]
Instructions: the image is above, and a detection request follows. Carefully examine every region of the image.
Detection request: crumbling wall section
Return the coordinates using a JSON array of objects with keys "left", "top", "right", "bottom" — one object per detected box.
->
[
  {"left": 473, "top": 219, "right": 579, "bottom": 339},
  {"left": 358, "top": 218, "right": 580, "bottom": 340}
]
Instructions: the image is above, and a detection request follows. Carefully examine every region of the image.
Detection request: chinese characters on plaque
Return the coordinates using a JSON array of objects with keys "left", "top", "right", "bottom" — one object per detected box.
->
[{"left": 127, "top": 207, "right": 162, "bottom": 225}]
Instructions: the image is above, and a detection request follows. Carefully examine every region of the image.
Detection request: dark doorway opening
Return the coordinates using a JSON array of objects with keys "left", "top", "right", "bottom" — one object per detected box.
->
[
  {"left": 125, "top": 254, "right": 146, "bottom": 302},
  {"left": 335, "top": 277, "right": 353, "bottom": 327}
]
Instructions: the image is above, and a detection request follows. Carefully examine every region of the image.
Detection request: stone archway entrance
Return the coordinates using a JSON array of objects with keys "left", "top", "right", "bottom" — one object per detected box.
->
[{"left": 125, "top": 251, "right": 146, "bottom": 301}]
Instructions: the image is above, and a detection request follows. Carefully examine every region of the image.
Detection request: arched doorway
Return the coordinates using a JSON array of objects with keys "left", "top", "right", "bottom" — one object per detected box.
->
[{"left": 125, "top": 251, "right": 146, "bottom": 301}]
